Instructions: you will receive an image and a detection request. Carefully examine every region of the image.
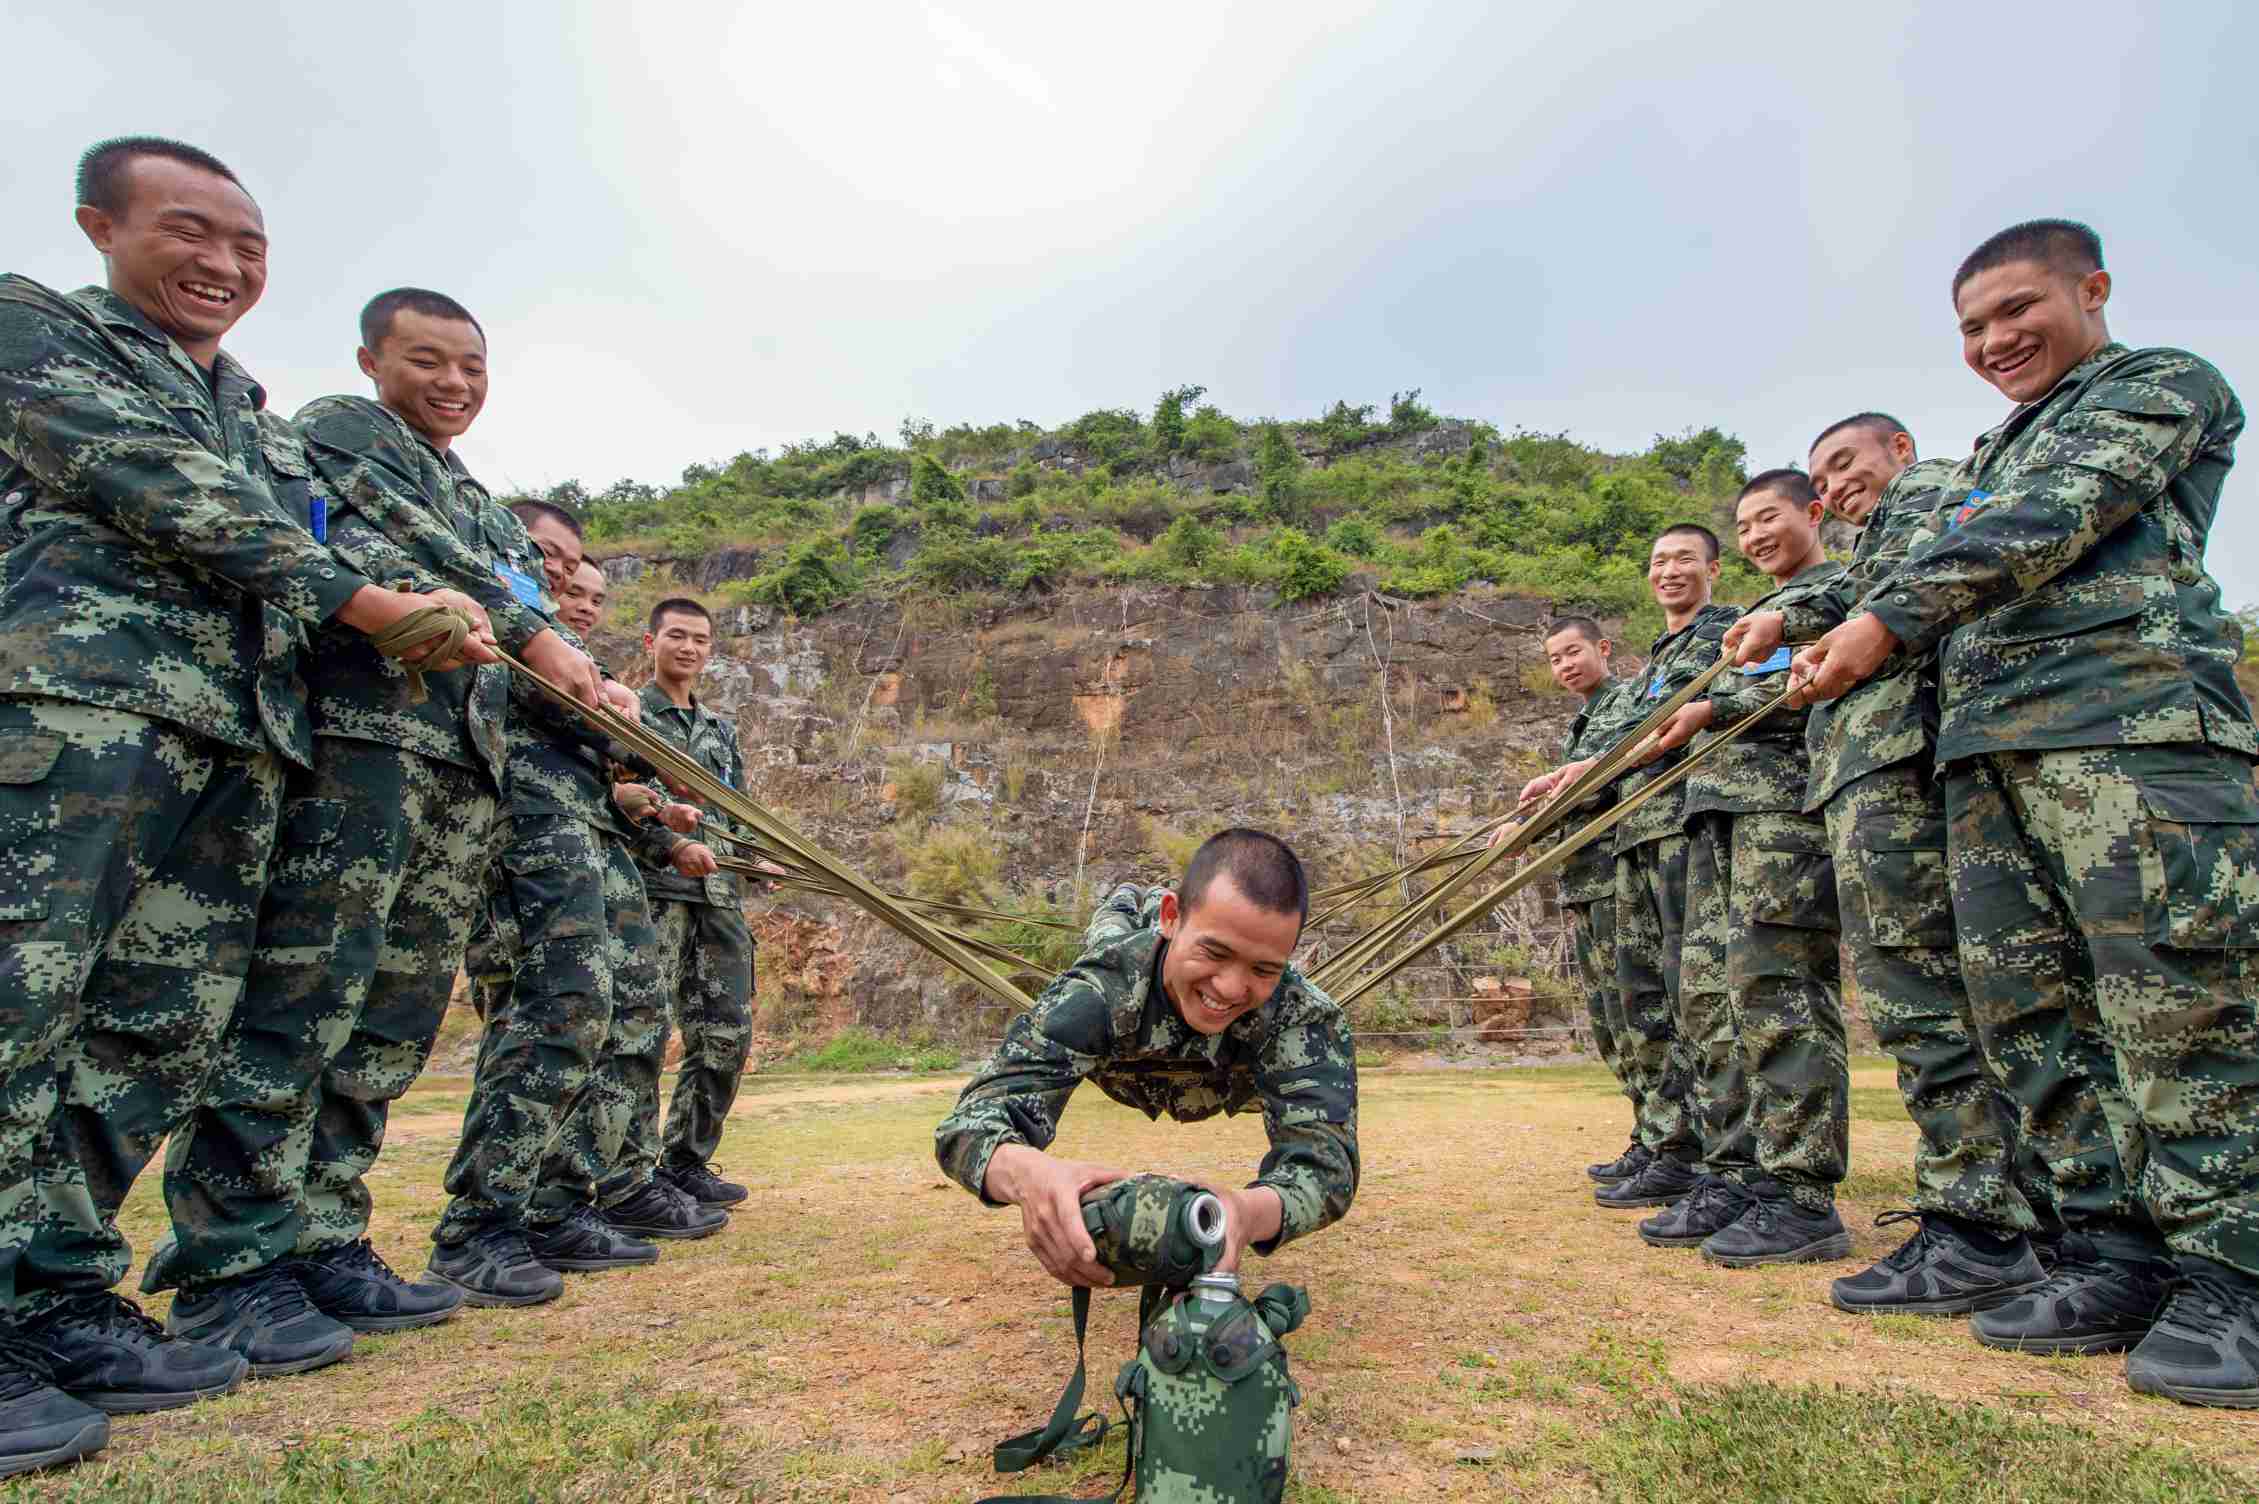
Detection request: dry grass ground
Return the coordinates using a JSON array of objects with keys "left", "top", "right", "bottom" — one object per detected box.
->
[{"left": 16, "top": 1061, "right": 2259, "bottom": 1502}]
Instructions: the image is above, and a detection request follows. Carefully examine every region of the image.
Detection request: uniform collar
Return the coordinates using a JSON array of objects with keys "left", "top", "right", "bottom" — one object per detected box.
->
[
  {"left": 74, "top": 284, "right": 265, "bottom": 409},
  {"left": 1986, "top": 340, "right": 2131, "bottom": 444},
  {"left": 639, "top": 680, "right": 704, "bottom": 718}
]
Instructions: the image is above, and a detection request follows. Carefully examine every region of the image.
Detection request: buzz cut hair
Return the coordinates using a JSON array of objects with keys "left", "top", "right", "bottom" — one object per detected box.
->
[
  {"left": 510, "top": 499, "right": 582, "bottom": 539},
  {"left": 360, "top": 288, "right": 485, "bottom": 351},
  {"left": 1738, "top": 468, "right": 1818, "bottom": 508},
  {"left": 1652, "top": 522, "right": 1720, "bottom": 564},
  {"left": 1180, "top": 828, "right": 1309, "bottom": 929},
  {"left": 1544, "top": 615, "right": 1605, "bottom": 647},
  {"left": 1809, "top": 412, "right": 1914, "bottom": 458},
  {"left": 1952, "top": 218, "right": 2104, "bottom": 299},
  {"left": 76, "top": 135, "right": 245, "bottom": 216},
  {"left": 648, "top": 597, "right": 713, "bottom": 634}
]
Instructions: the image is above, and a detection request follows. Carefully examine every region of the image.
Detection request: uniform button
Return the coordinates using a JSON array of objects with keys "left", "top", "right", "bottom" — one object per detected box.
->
[
  {"left": 1893, "top": 594, "right": 1909, "bottom": 605},
  {"left": 320, "top": 568, "right": 337, "bottom": 579},
  {"left": 4, "top": 491, "right": 21, "bottom": 504}
]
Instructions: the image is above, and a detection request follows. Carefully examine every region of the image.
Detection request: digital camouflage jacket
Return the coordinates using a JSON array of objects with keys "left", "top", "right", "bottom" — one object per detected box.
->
[
  {"left": 0, "top": 276, "right": 371, "bottom": 766},
  {"left": 1860, "top": 344, "right": 2254, "bottom": 763},
  {"left": 934, "top": 883, "right": 1359, "bottom": 1253},
  {"left": 1551, "top": 675, "right": 1641, "bottom": 905},
  {"left": 1683, "top": 559, "right": 1845, "bottom": 819},
  {"left": 1783, "top": 457, "right": 1959, "bottom": 811},
  {"left": 294, "top": 395, "right": 553, "bottom": 787},
  {"left": 1610, "top": 602, "right": 1742, "bottom": 852},
  {"left": 635, "top": 682, "right": 744, "bottom": 908}
]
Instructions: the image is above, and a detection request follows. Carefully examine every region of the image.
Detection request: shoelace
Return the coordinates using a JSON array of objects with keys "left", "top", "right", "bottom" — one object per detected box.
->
[
  {"left": 0, "top": 1333, "right": 58, "bottom": 1402},
  {"left": 2160, "top": 1270, "right": 2251, "bottom": 1343},
  {"left": 332, "top": 1238, "right": 403, "bottom": 1283},
  {"left": 1870, "top": 1209, "right": 1941, "bottom": 1272},
  {"left": 234, "top": 1266, "right": 317, "bottom": 1323},
  {"left": 46, "top": 1291, "right": 168, "bottom": 1343},
  {"left": 477, "top": 1226, "right": 540, "bottom": 1267}
]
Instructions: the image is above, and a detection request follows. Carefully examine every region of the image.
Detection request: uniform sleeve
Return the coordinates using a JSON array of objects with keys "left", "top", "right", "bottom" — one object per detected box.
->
[
  {"left": 1249, "top": 989, "right": 1360, "bottom": 1251},
  {"left": 1776, "top": 575, "right": 1858, "bottom": 645},
  {"left": 325, "top": 507, "right": 449, "bottom": 598},
  {"left": 1862, "top": 367, "right": 2222, "bottom": 654},
  {"left": 933, "top": 974, "right": 1110, "bottom": 1204},
  {"left": 298, "top": 402, "right": 553, "bottom": 652},
  {"left": 1081, "top": 884, "right": 1154, "bottom": 949},
  {"left": 0, "top": 302, "right": 370, "bottom": 623}
]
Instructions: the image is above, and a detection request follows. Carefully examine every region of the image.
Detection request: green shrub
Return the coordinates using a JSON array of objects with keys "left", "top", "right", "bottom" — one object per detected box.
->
[
  {"left": 1268, "top": 528, "right": 1351, "bottom": 602},
  {"left": 1324, "top": 516, "right": 1382, "bottom": 558},
  {"left": 910, "top": 453, "right": 964, "bottom": 507},
  {"left": 746, "top": 541, "right": 855, "bottom": 616},
  {"left": 901, "top": 823, "right": 999, "bottom": 904},
  {"left": 1156, "top": 513, "right": 1222, "bottom": 572}
]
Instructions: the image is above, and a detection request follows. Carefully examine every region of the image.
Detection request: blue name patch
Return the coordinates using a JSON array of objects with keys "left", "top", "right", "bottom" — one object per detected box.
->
[
  {"left": 1647, "top": 677, "right": 1667, "bottom": 700},
  {"left": 1739, "top": 646, "right": 1793, "bottom": 676},
  {"left": 494, "top": 561, "right": 548, "bottom": 609},
  {"left": 308, "top": 495, "right": 327, "bottom": 543}
]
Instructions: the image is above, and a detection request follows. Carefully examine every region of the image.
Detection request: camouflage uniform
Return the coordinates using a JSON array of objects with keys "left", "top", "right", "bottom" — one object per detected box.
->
[
  {"left": 1548, "top": 677, "right": 1641, "bottom": 1103},
  {"left": 1860, "top": 343, "right": 2259, "bottom": 1274},
  {"left": 435, "top": 692, "right": 675, "bottom": 1244},
  {"left": 1680, "top": 561, "right": 1846, "bottom": 1211},
  {"left": 935, "top": 885, "right": 1358, "bottom": 1252},
  {"left": 634, "top": 684, "right": 756, "bottom": 1175},
  {"left": 1785, "top": 458, "right": 2054, "bottom": 1235},
  {"left": 146, "top": 395, "right": 563, "bottom": 1291},
  {"left": 0, "top": 278, "right": 374, "bottom": 1315},
  {"left": 1609, "top": 604, "right": 1741, "bottom": 1159}
]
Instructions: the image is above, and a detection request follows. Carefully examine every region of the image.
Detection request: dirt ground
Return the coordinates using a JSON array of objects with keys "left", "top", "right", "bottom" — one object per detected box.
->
[{"left": 32, "top": 1060, "right": 2259, "bottom": 1501}]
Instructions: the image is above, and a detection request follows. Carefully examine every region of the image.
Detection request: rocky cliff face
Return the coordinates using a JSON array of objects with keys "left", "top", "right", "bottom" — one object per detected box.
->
[{"left": 586, "top": 575, "right": 1605, "bottom": 1055}]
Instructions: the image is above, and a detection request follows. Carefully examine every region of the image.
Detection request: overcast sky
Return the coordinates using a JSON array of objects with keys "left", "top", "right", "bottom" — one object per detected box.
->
[{"left": 13, "top": 1, "right": 2258, "bottom": 602}]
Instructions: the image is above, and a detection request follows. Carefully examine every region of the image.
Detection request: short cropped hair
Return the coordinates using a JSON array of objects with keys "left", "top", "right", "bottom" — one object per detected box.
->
[
  {"left": 648, "top": 597, "right": 713, "bottom": 633},
  {"left": 1544, "top": 616, "right": 1605, "bottom": 647},
  {"left": 510, "top": 500, "right": 582, "bottom": 539},
  {"left": 1809, "top": 412, "right": 1913, "bottom": 458},
  {"left": 1952, "top": 219, "right": 2103, "bottom": 299},
  {"left": 1738, "top": 468, "right": 1818, "bottom": 508},
  {"left": 361, "top": 287, "right": 485, "bottom": 351},
  {"left": 76, "top": 135, "right": 245, "bottom": 216},
  {"left": 1652, "top": 522, "right": 1720, "bottom": 563},
  {"left": 1181, "top": 828, "right": 1308, "bottom": 928}
]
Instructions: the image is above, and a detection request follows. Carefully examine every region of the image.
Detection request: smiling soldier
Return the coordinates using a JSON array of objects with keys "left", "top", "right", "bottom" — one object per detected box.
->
[{"left": 934, "top": 830, "right": 1358, "bottom": 1285}]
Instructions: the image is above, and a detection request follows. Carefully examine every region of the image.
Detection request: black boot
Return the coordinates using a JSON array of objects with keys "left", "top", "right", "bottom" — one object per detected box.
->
[
  {"left": 661, "top": 1160, "right": 750, "bottom": 1207},
  {"left": 1586, "top": 1141, "right": 1651, "bottom": 1185},
  {"left": 0, "top": 1335, "right": 106, "bottom": 1478},
  {"left": 1638, "top": 1175, "right": 1750, "bottom": 1248},
  {"left": 1700, "top": 1181, "right": 1851, "bottom": 1268},
  {"left": 1829, "top": 1210, "right": 2046, "bottom": 1316},
  {"left": 1967, "top": 1234, "right": 2171, "bottom": 1355},
  {"left": 286, "top": 1239, "right": 465, "bottom": 1333},
  {"left": 27, "top": 1293, "right": 247, "bottom": 1413},
  {"left": 2125, "top": 1256, "right": 2259, "bottom": 1408},
  {"left": 1593, "top": 1153, "right": 1697, "bottom": 1209}
]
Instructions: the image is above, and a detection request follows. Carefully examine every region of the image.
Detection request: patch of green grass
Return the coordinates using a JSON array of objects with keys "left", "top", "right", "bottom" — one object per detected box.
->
[
  {"left": 1582, "top": 1381, "right": 2256, "bottom": 1503},
  {"left": 1849, "top": 1085, "right": 1917, "bottom": 1125},
  {"left": 1838, "top": 1167, "right": 1913, "bottom": 1206},
  {"left": 776, "top": 1026, "right": 960, "bottom": 1073}
]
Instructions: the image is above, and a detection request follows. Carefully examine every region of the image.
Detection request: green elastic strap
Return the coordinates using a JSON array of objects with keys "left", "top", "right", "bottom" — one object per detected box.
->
[{"left": 977, "top": 1285, "right": 1136, "bottom": 1504}]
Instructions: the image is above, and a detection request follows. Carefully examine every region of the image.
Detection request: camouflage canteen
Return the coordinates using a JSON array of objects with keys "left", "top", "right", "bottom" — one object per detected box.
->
[
  {"left": 1115, "top": 1274, "right": 1306, "bottom": 1504},
  {"left": 1081, "top": 1175, "right": 1227, "bottom": 1288}
]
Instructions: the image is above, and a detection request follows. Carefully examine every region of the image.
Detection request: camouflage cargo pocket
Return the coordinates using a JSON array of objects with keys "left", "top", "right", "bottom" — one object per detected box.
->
[
  {"left": 262, "top": 797, "right": 347, "bottom": 950},
  {"left": 0, "top": 731, "right": 64, "bottom": 921},
  {"left": 1854, "top": 846, "right": 1954, "bottom": 950},
  {"left": 499, "top": 836, "right": 604, "bottom": 950},
  {"left": 1741, "top": 813, "right": 1839, "bottom": 932},
  {"left": 2136, "top": 773, "right": 2259, "bottom": 950}
]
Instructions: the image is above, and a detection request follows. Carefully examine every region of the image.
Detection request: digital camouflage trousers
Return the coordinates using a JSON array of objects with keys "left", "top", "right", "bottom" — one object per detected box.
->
[
  {"left": 436, "top": 811, "right": 661, "bottom": 1243},
  {"left": 0, "top": 697, "right": 282, "bottom": 1316},
  {"left": 142, "top": 740, "right": 497, "bottom": 1292},
  {"left": 1948, "top": 744, "right": 2259, "bottom": 1274},
  {"left": 1566, "top": 897, "right": 1632, "bottom": 1118},
  {"left": 647, "top": 897, "right": 755, "bottom": 1171},
  {"left": 1682, "top": 809, "right": 1846, "bottom": 1211},
  {"left": 1614, "top": 835, "right": 1695, "bottom": 1159},
  {"left": 1826, "top": 761, "right": 2054, "bottom": 1237}
]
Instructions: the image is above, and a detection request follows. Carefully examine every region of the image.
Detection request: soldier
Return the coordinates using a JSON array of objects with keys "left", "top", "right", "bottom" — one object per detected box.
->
[
  {"left": 934, "top": 830, "right": 1357, "bottom": 1286},
  {"left": 1632, "top": 473, "right": 1849, "bottom": 1264},
  {"left": 634, "top": 600, "right": 757, "bottom": 1208},
  {"left": 557, "top": 559, "right": 607, "bottom": 636},
  {"left": 1730, "top": 413, "right": 2059, "bottom": 1315},
  {"left": 428, "top": 502, "right": 722, "bottom": 1309},
  {"left": 1522, "top": 619, "right": 1648, "bottom": 1184},
  {"left": 139, "top": 289, "right": 612, "bottom": 1373},
  {"left": 1795, "top": 220, "right": 2259, "bottom": 1403},
  {"left": 0, "top": 139, "right": 487, "bottom": 1464},
  {"left": 1520, "top": 527, "right": 1740, "bottom": 1214}
]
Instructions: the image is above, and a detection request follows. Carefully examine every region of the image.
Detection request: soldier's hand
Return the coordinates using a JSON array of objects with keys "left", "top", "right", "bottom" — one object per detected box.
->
[
  {"left": 987, "top": 1146, "right": 1125, "bottom": 1287},
  {"left": 657, "top": 801, "right": 704, "bottom": 835},
  {"left": 671, "top": 841, "right": 720, "bottom": 878},
  {"left": 335, "top": 585, "right": 501, "bottom": 667},
  {"left": 1194, "top": 1182, "right": 1284, "bottom": 1275},
  {"left": 1789, "top": 614, "right": 1898, "bottom": 706},
  {"left": 1636, "top": 701, "right": 1712, "bottom": 763},
  {"left": 612, "top": 782, "right": 660, "bottom": 820},
  {"left": 601, "top": 681, "right": 641, "bottom": 722},
  {"left": 1724, "top": 610, "right": 1786, "bottom": 668},
  {"left": 523, "top": 628, "right": 604, "bottom": 710}
]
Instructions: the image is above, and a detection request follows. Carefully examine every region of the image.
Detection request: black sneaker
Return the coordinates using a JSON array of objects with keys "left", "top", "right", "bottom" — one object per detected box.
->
[
  {"left": 604, "top": 1180, "right": 727, "bottom": 1241},
  {"left": 662, "top": 1160, "right": 750, "bottom": 1207},
  {"left": 0, "top": 1335, "right": 107, "bottom": 1478},
  {"left": 1968, "top": 1239, "right": 2171, "bottom": 1355},
  {"left": 1701, "top": 1185, "right": 1852, "bottom": 1268},
  {"left": 1639, "top": 1176, "right": 1750, "bottom": 1248},
  {"left": 166, "top": 1265, "right": 356, "bottom": 1378},
  {"left": 287, "top": 1240, "right": 465, "bottom": 1333},
  {"left": 1829, "top": 1210, "right": 2046, "bottom": 1316},
  {"left": 1594, "top": 1154, "right": 1697, "bottom": 1209},
  {"left": 2124, "top": 1258, "right": 2259, "bottom": 1407},
  {"left": 1587, "top": 1142, "right": 1652, "bottom": 1185},
  {"left": 427, "top": 1226, "right": 565, "bottom": 1308},
  {"left": 529, "top": 1205, "right": 662, "bottom": 1269},
  {"left": 28, "top": 1292, "right": 248, "bottom": 1413}
]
